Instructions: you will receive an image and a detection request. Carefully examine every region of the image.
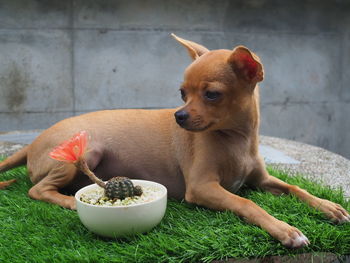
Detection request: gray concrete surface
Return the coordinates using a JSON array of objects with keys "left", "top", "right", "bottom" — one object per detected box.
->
[
  {"left": 0, "top": 0, "right": 349, "bottom": 159},
  {"left": 0, "top": 130, "right": 41, "bottom": 144},
  {"left": 0, "top": 130, "right": 349, "bottom": 199}
]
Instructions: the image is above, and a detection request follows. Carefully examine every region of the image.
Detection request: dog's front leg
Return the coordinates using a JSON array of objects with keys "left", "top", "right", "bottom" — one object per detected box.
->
[
  {"left": 185, "top": 180, "right": 309, "bottom": 248},
  {"left": 250, "top": 168, "right": 350, "bottom": 224}
]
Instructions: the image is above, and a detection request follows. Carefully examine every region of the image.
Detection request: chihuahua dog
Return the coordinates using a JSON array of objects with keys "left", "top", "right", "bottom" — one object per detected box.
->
[{"left": 1, "top": 34, "right": 349, "bottom": 248}]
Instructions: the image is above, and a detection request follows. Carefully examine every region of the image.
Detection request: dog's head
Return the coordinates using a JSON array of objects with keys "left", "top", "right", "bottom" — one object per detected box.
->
[{"left": 172, "top": 34, "right": 264, "bottom": 132}]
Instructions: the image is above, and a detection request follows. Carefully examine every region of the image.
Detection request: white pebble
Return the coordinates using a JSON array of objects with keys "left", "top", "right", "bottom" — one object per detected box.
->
[{"left": 80, "top": 185, "right": 162, "bottom": 206}]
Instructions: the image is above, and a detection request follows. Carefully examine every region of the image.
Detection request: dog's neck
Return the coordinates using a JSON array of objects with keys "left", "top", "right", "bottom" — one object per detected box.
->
[{"left": 214, "top": 86, "right": 260, "bottom": 154}]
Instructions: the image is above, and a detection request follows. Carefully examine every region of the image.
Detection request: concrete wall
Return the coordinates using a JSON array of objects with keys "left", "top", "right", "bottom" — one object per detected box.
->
[{"left": 0, "top": 0, "right": 349, "bottom": 159}]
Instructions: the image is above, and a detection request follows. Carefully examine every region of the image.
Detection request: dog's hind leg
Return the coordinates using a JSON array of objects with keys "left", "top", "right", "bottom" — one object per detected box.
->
[
  {"left": 28, "top": 164, "right": 78, "bottom": 210},
  {"left": 0, "top": 179, "right": 17, "bottom": 189},
  {"left": 27, "top": 146, "right": 104, "bottom": 209}
]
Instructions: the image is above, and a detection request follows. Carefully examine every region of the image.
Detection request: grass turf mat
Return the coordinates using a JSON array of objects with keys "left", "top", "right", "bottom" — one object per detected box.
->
[{"left": 0, "top": 160, "right": 349, "bottom": 262}]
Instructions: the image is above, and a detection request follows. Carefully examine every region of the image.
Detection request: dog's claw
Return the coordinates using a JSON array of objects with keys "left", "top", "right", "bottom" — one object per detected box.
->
[
  {"left": 338, "top": 215, "right": 350, "bottom": 224},
  {"left": 318, "top": 199, "right": 350, "bottom": 224}
]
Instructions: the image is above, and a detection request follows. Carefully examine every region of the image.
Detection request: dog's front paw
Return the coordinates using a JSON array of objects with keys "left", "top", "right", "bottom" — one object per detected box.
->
[
  {"left": 271, "top": 220, "right": 309, "bottom": 248},
  {"left": 318, "top": 199, "right": 350, "bottom": 224},
  {"left": 280, "top": 225, "right": 310, "bottom": 249}
]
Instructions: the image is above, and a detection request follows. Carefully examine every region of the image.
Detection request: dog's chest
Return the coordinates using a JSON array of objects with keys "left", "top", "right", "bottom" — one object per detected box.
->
[
  {"left": 210, "top": 133, "right": 255, "bottom": 193},
  {"left": 219, "top": 148, "right": 252, "bottom": 193},
  {"left": 222, "top": 168, "right": 247, "bottom": 193},
  {"left": 229, "top": 177, "right": 245, "bottom": 193}
]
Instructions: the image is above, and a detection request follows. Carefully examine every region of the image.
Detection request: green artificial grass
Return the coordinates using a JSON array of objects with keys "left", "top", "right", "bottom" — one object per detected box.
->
[{"left": 0, "top": 159, "right": 349, "bottom": 263}]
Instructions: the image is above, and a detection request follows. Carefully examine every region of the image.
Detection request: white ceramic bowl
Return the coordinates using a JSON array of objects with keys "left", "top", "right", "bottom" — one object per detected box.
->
[{"left": 75, "top": 180, "right": 167, "bottom": 238}]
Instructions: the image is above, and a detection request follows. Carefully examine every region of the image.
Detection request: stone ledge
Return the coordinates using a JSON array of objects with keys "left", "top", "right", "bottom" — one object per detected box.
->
[
  {"left": 212, "top": 252, "right": 349, "bottom": 263},
  {"left": 0, "top": 141, "right": 25, "bottom": 157}
]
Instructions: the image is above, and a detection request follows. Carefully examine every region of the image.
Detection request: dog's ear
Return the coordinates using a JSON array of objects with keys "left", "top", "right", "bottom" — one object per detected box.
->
[
  {"left": 228, "top": 46, "right": 264, "bottom": 83},
  {"left": 171, "top": 33, "right": 209, "bottom": 60}
]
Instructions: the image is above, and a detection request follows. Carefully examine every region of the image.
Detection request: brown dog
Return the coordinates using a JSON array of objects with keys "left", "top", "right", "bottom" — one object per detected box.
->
[{"left": 1, "top": 34, "right": 349, "bottom": 248}]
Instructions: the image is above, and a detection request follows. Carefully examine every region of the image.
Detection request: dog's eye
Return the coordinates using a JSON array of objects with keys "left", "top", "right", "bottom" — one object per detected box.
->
[
  {"left": 180, "top": 89, "right": 186, "bottom": 101},
  {"left": 205, "top": 91, "right": 221, "bottom": 101}
]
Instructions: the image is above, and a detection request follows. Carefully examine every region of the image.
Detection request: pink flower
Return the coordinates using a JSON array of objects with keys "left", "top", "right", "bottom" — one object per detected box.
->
[{"left": 49, "top": 131, "right": 88, "bottom": 163}]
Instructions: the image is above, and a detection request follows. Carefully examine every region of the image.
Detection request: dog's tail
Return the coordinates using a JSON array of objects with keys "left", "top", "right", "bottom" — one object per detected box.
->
[{"left": 0, "top": 146, "right": 29, "bottom": 189}]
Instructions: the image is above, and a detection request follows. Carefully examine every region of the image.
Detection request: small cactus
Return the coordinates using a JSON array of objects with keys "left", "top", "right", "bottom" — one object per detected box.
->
[{"left": 105, "top": 177, "right": 143, "bottom": 200}]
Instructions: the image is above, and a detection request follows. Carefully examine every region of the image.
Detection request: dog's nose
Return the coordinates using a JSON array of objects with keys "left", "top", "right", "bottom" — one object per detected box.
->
[{"left": 174, "top": 110, "right": 189, "bottom": 126}]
